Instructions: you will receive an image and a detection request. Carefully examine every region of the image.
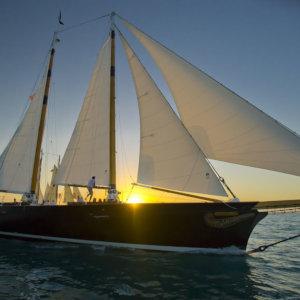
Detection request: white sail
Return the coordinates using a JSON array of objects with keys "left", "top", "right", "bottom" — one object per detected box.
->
[
  {"left": 0, "top": 63, "right": 48, "bottom": 194},
  {"left": 120, "top": 34, "right": 227, "bottom": 197},
  {"left": 45, "top": 165, "right": 58, "bottom": 204},
  {"left": 63, "top": 186, "right": 73, "bottom": 203},
  {"left": 124, "top": 21, "right": 300, "bottom": 177},
  {"left": 37, "top": 184, "right": 44, "bottom": 203},
  {"left": 47, "top": 184, "right": 58, "bottom": 204},
  {"left": 54, "top": 37, "right": 111, "bottom": 187},
  {"left": 44, "top": 183, "right": 50, "bottom": 199}
]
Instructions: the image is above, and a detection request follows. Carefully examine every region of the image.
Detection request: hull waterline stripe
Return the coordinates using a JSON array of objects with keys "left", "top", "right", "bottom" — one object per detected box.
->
[{"left": 0, "top": 231, "right": 245, "bottom": 255}]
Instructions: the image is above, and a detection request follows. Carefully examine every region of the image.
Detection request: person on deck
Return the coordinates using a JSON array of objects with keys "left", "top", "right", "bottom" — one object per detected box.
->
[{"left": 86, "top": 176, "right": 96, "bottom": 201}]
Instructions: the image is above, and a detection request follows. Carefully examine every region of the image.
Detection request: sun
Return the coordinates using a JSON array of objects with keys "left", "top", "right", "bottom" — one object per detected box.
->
[{"left": 127, "top": 194, "right": 143, "bottom": 204}]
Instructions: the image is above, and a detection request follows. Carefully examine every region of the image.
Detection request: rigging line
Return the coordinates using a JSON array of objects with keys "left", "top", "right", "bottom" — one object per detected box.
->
[
  {"left": 126, "top": 184, "right": 135, "bottom": 202},
  {"left": 30, "top": 32, "right": 59, "bottom": 98},
  {"left": 116, "top": 14, "right": 300, "bottom": 140},
  {"left": 51, "top": 80, "right": 58, "bottom": 159},
  {"left": 56, "top": 14, "right": 110, "bottom": 33},
  {"left": 115, "top": 25, "right": 237, "bottom": 201},
  {"left": 247, "top": 233, "right": 300, "bottom": 254},
  {"left": 28, "top": 51, "right": 50, "bottom": 97},
  {"left": 116, "top": 116, "right": 129, "bottom": 195},
  {"left": 1, "top": 34, "right": 59, "bottom": 194},
  {"left": 116, "top": 108, "right": 135, "bottom": 182},
  {"left": 45, "top": 100, "right": 50, "bottom": 193},
  {"left": 1, "top": 44, "right": 51, "bottom": 170}
]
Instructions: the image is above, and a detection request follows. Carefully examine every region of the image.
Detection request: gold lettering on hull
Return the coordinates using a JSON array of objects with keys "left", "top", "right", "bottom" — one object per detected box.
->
[{"left": 204, "top": 212, "right": 255, "bottom": 229}]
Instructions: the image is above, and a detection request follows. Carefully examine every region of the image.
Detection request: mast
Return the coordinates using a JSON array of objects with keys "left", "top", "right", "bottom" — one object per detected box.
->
[
  {"left": 109, "top": 14, "right": 116, "bottom": 191},
  {"left": 30, "top": 40, "right": 56, "bottom": 195},
  {"left": 35, "top": 151, "right": 43, "bottom": 201}
]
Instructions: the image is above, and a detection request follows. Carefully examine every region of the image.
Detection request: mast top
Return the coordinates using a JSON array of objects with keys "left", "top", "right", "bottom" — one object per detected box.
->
[
  {"left": 49, "top": 32, "right": 60, "bottom": 55},
  {"left": 110, "top": 11, "right": 116, "bottom": 29}
]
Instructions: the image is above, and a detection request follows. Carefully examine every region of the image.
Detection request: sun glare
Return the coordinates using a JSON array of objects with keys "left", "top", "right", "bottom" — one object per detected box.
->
[{"left": 127, "top": 194, "right": 143, "bottom": 204}]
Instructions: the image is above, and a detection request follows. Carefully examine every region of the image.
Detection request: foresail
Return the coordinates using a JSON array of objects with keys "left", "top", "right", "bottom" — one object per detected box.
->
[
  {"left": 120, "top": 34, "right": 227, "bottom": 197},
  {"left": 0, "top": 63, "right": 48, "bottom": 194},
  {"left": 124, "top": 21, "right": 300, "bottom": 177},
  {"left": 54, "top": 37, "right": 111, "bottom": 187}
]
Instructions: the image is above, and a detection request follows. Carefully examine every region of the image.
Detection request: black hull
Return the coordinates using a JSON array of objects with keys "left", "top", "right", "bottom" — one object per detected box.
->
[{"left": 0, "top": 203, "right": 267, "bottom": 252}]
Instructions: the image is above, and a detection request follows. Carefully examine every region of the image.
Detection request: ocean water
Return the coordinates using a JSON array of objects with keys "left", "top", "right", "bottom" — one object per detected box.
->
[{"left": 0, "top": 213, "right": 299, "bottom": 299}]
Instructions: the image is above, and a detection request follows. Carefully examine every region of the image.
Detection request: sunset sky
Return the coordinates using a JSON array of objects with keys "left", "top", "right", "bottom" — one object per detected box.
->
[{"left": 0, "top": 0, "right": 300, "bottom": 202}]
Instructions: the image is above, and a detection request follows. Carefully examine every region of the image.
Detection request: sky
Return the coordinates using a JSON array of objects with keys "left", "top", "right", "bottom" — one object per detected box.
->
[{"left": 0, "top": 0, "right": 300, "bottom": 202}]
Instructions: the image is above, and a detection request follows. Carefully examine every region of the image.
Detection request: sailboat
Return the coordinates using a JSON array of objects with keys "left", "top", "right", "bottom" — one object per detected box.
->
[{"left": 0, "top": 13, "right": 299, "bottom": 253}]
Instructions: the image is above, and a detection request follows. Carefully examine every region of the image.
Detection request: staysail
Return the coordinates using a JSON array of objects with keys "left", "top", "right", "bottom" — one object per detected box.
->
[
  {"left": 0, "top": 62, "right": 49, "bottom": 194},
  {"left": 54, "top": 37, "right": 111, "bottom": 187},
  {"left": 124, "top": 21, "right": 300, "bottom": 177},
  {"left": 120, "top": 33, "right": 227, "bottom": 197}
]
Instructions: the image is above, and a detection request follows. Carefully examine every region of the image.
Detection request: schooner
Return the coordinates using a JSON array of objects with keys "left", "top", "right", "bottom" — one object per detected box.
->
[{"left": 0, "top": 13, "right": 299, "bottom": 252}]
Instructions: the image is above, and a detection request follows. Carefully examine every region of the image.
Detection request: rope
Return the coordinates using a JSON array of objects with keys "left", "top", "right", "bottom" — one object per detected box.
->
[
  {"left": 247, "top": 233, "right": 300, "bottom": 254},
  {"left": 116, "top": 110, "right": 135, "bottom": 183},
  {"left": 56, "top": 14, "right": 110, "bottom": 34},
  {"left": 126, "top": 184, "right": 135, "bottom": 202}
]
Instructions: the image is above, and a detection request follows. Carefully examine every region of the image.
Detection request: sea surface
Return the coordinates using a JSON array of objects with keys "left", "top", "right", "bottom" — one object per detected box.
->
[{"left": 0, "top": 213, "right": 299, "bottom": 299}]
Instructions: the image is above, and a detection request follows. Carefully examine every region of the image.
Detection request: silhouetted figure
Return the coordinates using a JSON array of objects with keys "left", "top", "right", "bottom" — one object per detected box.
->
[{"left": 86, "top": 176, "right": 96, "bottom": 201}]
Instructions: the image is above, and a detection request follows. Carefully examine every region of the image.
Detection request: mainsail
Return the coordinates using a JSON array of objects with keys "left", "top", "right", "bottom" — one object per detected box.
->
[
  {"left": 54, "top": 37, "right": 111, "bottom": 187},
  {"left": 0, "top": 62, "right": 48, "bottom": 194},
  {"left": 124, "top": 21, "right": 300, "bottom": 177},
  {"left": 120, "top": 33, "right": 227, "bottom": 197}
]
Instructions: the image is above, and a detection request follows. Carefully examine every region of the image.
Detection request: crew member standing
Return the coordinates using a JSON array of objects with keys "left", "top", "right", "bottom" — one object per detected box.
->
[{"left": 86, "top": 176, "right": 96, "bottom": 201}]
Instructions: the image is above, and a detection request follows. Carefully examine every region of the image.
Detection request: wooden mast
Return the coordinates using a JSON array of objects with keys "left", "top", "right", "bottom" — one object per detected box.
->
[
  {"left": 109, "top": 15, "right": 116, "bottom": 191},
  {"left": 31, "top": 43, "right": 56, "bottom": 195}
]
